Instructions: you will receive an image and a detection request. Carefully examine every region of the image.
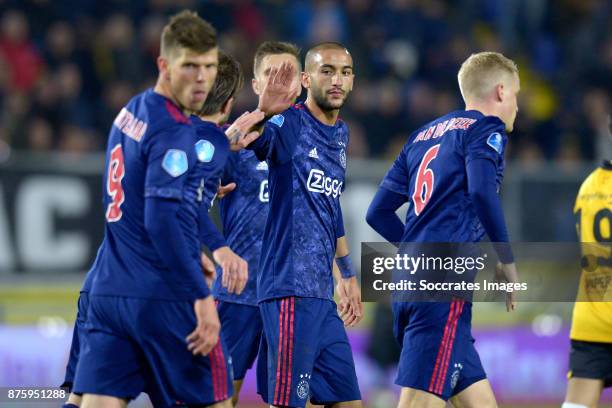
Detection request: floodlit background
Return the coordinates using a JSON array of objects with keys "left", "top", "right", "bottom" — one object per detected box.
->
[{"left": 0, "top": 0, "right": 611, "bottom": 407}]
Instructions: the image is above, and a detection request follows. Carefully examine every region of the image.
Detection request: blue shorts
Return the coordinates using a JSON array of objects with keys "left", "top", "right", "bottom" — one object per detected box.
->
[
  {"left": 61, "top": 292, "right": 89, "bottom": 392},
  {"left": 392, "top": 299, "right": 486, "bottom": 401},
  {"left": 73, "top": 295, "right": 233, "bottom": 406},
  {"left": 217, "top": 300, "right": 263, "bottom": 380},
  {"left": 257, "top": 297, "right": 361, "bottom": 407}
]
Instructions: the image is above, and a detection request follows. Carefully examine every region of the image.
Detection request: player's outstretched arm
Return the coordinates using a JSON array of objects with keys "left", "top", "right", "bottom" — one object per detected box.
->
[
  {"left": 335, "top": 236, "right": 363, "bottom": 327},
  {"left": 226, "top": 110, "right": 266, "bottom": 151}
]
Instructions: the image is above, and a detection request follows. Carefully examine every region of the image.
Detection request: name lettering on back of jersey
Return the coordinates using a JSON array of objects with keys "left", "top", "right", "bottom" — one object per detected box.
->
[
  {"left": 113, "top": 107, "right": 148, "bottom": 142},
  {"left": 307, "top": 169, "right": 343, "bottom": 198},
  {"left": 256, "top": 161, "right": 268, "bottom": 171},
  {"left": 308, "top": 147, "right": 319, "bottom": 159},
  {"left": 412, "top": 117, "right": 476, "bottom": 144},
  {"left": 195, "top": 139, "right": 215, "bottom": 162},
  {"left": 269, "top": 114, "right": 285, "bottom": 128},
  {"left": 486, "top": 132, "right": 503, "bottom": 154},
  {"left": 162, "top": 149, "right": 188, "bottom": 177}
]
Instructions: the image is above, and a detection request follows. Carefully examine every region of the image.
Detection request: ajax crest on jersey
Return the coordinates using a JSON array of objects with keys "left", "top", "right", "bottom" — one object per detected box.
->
[
  {"left": 340, "top": 148, "right": 347, "bottom": 169},
  {"left": 269, "top": 114, "right": 285, "bottom": 128},
  {"left": 296, "top": 373, "right": 311, "bottom": 400},
  {"left": 195, "top": 139, "right": 215, "bottom": 162},
  {"left": 486, "top": 132, "right": 503, "bottom": 154},
  {"left": 162, "top": 149, "right": 188, "bottom": 177},
  {"left": 450, "top": 363, "right": 463, "bottom": 390}
]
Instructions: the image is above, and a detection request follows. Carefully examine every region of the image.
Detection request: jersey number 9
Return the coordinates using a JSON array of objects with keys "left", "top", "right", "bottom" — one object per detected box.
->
[{"left": 106, "top": 144, "right": 125, "bottom": 222}]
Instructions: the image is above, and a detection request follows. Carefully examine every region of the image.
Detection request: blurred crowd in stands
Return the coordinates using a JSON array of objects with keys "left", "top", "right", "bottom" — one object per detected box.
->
[{"left": 0, "top": 0, "right": 610, "bottom": 164}]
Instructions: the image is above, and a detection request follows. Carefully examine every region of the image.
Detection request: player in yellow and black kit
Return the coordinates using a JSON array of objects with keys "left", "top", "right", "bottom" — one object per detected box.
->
[{"left": 563, "top": 118, "right": 612, "bottom": 408}]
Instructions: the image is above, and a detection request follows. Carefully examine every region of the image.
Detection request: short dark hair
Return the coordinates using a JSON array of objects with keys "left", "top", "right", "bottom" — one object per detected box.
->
[
  {"left": 199, "top": 51, "right": 244, "bottom": 116},
  {"left": 253, "top": 41, "right": 301, "bottom": 76},
  {"left": 305, "top": 42, "right": 351, "bottom": 71},
  {"left": 160, "top": 10, "right": 216, "bottom": 58}
]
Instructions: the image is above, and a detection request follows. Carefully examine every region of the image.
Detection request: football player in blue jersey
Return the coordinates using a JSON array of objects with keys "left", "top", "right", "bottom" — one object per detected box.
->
[
  {"left": 191, "top": 50, "right": 249, "bottom": 296},
  {"left": 237, "top": 42, "right": 363, "bottom": 408},
  {"left": 68, "top": 10, "right": 295, "bottom": 408},
  {"left": 366, "top": 52, "right": 521, "bottom": 408},
  {"left": 209, "top": 41, "right": 302, "bottom": 407}
]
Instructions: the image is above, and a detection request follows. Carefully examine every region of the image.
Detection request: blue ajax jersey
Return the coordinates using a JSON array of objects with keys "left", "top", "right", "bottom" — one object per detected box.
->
[
  {"left": 248, "top": 103, "right": 348, "bottom": 302},
  {"left": 84, "top": 89, "right": 214, "bottom": 301},
  {"left": 381, "top": 110, "right": 507, "bottom": 243}
]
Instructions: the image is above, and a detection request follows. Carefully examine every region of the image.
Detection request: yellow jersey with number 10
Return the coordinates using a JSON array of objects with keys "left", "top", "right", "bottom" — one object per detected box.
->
[{"left": 570, "top": 161, "right": 612, "bottom": 343}]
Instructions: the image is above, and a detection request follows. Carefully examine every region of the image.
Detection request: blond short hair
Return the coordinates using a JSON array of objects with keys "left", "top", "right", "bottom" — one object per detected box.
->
[{"left": 458, "top": 52, "right": 518, "bottom": 102}]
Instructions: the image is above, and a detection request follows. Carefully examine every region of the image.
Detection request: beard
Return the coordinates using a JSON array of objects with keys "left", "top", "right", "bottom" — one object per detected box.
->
[{"left": 311, "top": 86, "right": 346, "bottom": 111}]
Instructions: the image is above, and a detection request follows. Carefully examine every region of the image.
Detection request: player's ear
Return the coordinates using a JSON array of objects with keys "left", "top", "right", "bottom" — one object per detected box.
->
[
  {"left": 158, "top": 56, "right": 170, "bottom": 81},
  {"left": 252, "top": 77, "right": 260, "bottom": 95},
  {"left": 301, "top": 71, "right": 310, "bottom": 89},
  {"left": 495, "top": 82, "right": 505, "bottom": 103}
]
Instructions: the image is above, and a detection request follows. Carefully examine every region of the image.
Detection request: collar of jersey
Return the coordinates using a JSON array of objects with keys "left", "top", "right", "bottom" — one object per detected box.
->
[{"left": 298, "top": 102, "right": 341, "bottom": 130}]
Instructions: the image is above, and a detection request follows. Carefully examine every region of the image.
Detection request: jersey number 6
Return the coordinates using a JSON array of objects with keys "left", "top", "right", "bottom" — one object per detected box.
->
[
  {"left": 412, "top": 144, "right": 440, "bottom": 216},
  {"left": 106, "top": 144, "right": 125, "bottom": 222}
]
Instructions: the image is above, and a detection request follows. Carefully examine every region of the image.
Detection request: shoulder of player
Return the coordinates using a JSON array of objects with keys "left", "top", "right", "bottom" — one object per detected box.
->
[
  {"left": 193, "top": 117, "right": 229, "bottom": 146},
  {"left": 579, "top": 167, "right": 604, "bottom": 195},
  {"left": 267, "top": 104, "right": 303, "bottom": 129},
  {"left": 138, "top": 94, "right": 194, "bottom": 144},
  {"left": 468, "top": 115, "right": 506, "bottom": 137},
  {"left": 462, "top": 115, "right": 507, "bottom": 154}
]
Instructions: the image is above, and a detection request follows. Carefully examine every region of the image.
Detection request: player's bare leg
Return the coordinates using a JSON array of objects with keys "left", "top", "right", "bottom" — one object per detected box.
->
[
  {"left": 230, "top": 379, "right": 244, "bottom": 406},
  {"left": 330, "top": 400, "right": 362, "bottom": 407},
  {"left": 447, "top": 379, "right": 497, "bottom": 408},
  {"left": 209, "top": 399, "right": 233, "bottom": 408},
  {"left": 80, "top": 394, "right": 127, "bottom": 408},
  {"left": 564, "top": 377, "right": 603, "bottom": 408},
  {"left": 66, "top": 392, "right": 82, "bottom": 406},
  {"left": 397, "top": 387, "right": 446, "bottom": 408}
]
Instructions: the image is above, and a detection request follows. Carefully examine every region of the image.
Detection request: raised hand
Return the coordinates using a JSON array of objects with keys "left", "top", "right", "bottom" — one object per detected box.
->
[{"left": 257, "top": 61, "right": 299, "bottom": 116}]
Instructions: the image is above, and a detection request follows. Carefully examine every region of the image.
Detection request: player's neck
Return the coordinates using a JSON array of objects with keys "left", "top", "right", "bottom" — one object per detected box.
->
[
  {"left": 464, "top": 102, "right": 499, "bottom": 120},
  {"left": 199, "top": 113, "right": 224, "bottom": 126},
  {"left": 153, "top": 79, "right": 189, "bottom": 115},
  {"left": 305, "top": 97, "right": 339, "bottom": 126}
]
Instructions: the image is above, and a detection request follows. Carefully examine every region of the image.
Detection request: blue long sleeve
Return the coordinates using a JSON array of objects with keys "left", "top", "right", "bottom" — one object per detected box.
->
[
  {"left": 336, "top": 204, "right": 345, "bottom": 238},
  {"left": 144, "top": 197, "right": 210, "bottom": 298},
  {"left": 366, "top": 187, "right": 407, "bottom": 243},
  {"left": 199, "top": 206, "right": 227, "bottom": 252},
  {"left": 466, "top": 158, "right": 514, "bottom": 263}
]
